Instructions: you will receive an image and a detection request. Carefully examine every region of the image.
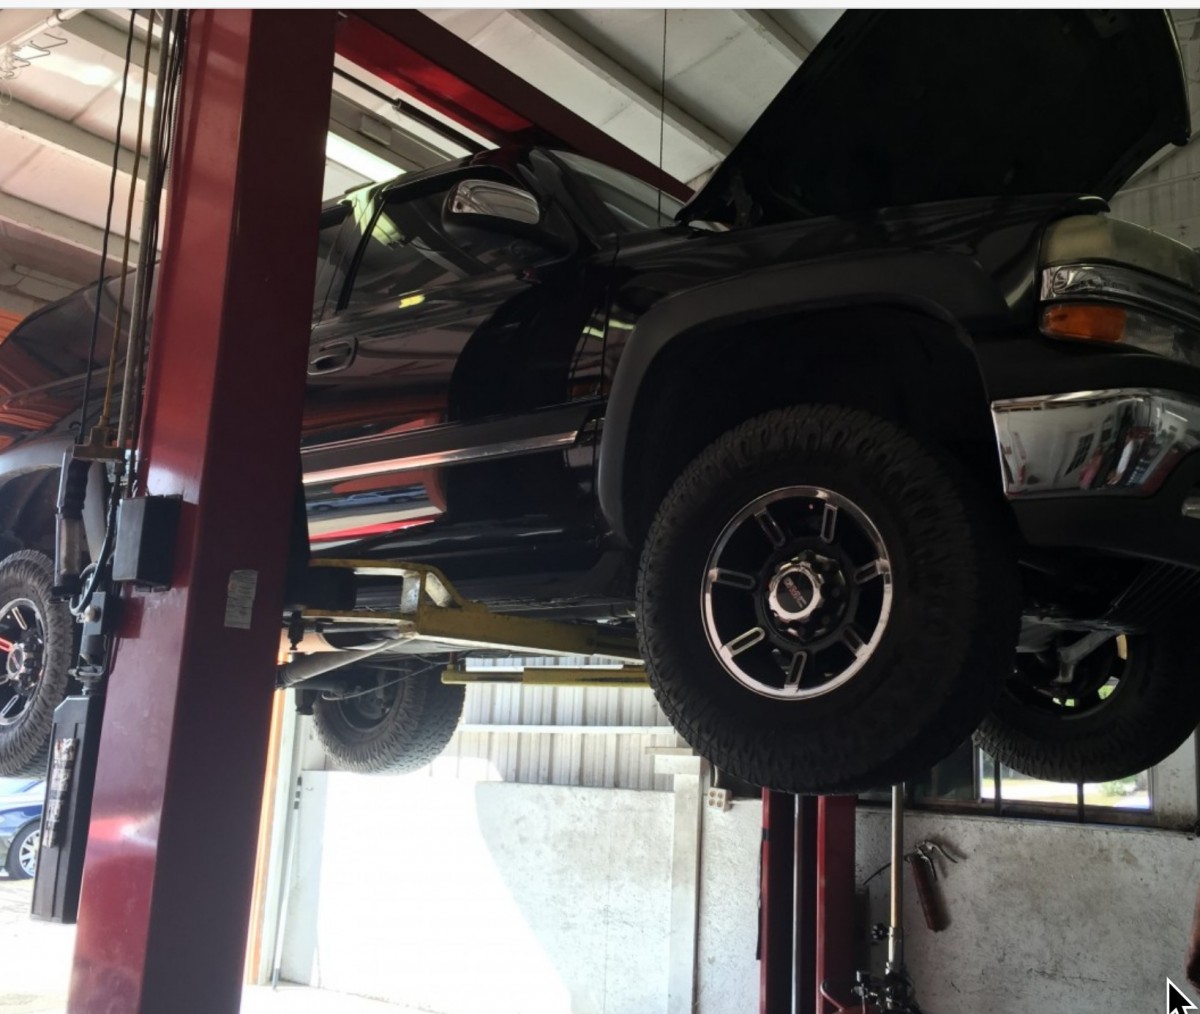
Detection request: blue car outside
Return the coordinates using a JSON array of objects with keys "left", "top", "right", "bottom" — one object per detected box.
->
[{"left": 0, "top": 777, "right": 43, "bottom": 879}]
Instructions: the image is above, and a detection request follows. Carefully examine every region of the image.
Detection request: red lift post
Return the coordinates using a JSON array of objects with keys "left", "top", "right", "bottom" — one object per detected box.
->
[
  {"left": 64, "top": 9, "right": 696, "bottom": 1012},
  {"left": 67, "top": 12, "right": 336, "bottom": 1012},
  {"left": 814, "top": 797, "right": 857, "bottom": 1012},
  {"left": 760, "top": 793, "right": 857, "bottom": 1014},
  {"left": 761, "top": 790, "right": 797, "bottom": 1012}
]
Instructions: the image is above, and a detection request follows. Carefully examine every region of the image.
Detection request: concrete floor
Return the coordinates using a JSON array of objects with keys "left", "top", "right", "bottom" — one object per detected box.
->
[{"left": 0, "top": 874, "right": 420, "bottom": 1013}]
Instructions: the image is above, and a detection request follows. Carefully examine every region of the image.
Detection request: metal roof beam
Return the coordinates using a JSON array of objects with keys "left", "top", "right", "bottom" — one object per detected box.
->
[
  {"left": 0, "top": 191, "right": 139, "bottom": 264},
  {"left": 732, "top": 11, "right": 812, "bottom": 64},
  {"left": 341, "top": 11, "right": 691, "bottom": 199},
  {"left": 62, "top": 9, "right": 160, "bottom": 69},
  {"left": 2, "top": 98, "right": 140, "bottom": 179},
  {"left": 0, "top": 10, "right": 56, "bottom": 46},
  {"left": 328, "top": 92, "right": 451, "bottom": 174},
  {"left": 509, "top": 10, "right": 732, "bottom": 161}
]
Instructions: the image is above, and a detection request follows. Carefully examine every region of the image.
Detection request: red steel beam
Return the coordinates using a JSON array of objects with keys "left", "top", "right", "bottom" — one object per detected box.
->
[
  {"left": 794, "top": 795, "right": 819, "bottom": 1014},
  {"left": 814, "top": 797, "right": 857, "bottom": 1014},
  {"left": 337, "top": 11, "right": 693, "bottom": 202},
  {"left": 760, "top": 789, "right": 796, "bottom": 1013},
  {"left": 67, "top": 11, "right": 335, "bottom": 1012}
]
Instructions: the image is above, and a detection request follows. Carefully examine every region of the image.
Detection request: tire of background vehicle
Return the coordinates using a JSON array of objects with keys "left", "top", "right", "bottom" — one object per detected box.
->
[
  {"left": 0, "top": 551, "right": 76, "bottom": 778},
  {"left": 311, "top": 662, "right": 466, "bottom": 774},
  {"left": 6, "top": 821, "right": 39, "bottom": 879},
  {"left": 636, "top": 404, "right": 1020, "bottom": 795},
  {"left": 974, "top": 626, "right": 1200, "bottom": 783}
]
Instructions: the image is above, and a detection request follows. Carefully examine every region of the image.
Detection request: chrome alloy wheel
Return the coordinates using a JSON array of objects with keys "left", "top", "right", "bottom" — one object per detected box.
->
[
  {"left": 17, "top": 827, "right": 39, "bottom": 878},
  {"left": 0, "top": 598, "right": 46, "bottom": 727},
  {"left": 701, "top": 486, "right": 893, "bottom": 700}
]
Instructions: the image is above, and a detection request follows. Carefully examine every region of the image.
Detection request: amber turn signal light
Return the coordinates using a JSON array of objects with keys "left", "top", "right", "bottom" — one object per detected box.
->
[{"left": 1041, "top": 303, "right": 1127, "bottom": 344}]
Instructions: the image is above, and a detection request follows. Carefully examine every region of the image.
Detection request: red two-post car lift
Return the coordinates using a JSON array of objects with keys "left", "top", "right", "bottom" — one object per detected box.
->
[{"left": 61, "top": 11, "right": 853, "bottom": 1012}]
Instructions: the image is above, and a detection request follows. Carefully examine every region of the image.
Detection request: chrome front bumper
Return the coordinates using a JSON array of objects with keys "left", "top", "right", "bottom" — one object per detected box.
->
[{"left": 990, "top": 389, "right": 1200, "bottom": 498}]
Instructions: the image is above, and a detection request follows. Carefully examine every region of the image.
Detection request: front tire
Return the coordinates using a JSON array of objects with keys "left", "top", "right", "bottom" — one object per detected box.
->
[
  {"left": 0, "top": 551, "right": 75, "bottom": 778},
  {"left": 974, "top": 627, "right": 1200, "bottom": 783},
  {"left": 311, "top": 661, "right": 465, "bottom": 774},
  {"left": 6, "top": 822, "right": 39, "bottom": 879},
  {"left": 637, "top": 405, "right": 1018, "bottom": 794}
]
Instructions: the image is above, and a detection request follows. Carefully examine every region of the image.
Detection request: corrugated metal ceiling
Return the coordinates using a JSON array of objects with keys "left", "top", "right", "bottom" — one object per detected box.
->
[
  {"left": 9, "top": 9, "right": 1200, "bottom": 320},
  {"left": 0, "top": 9, "right": 844, "bottom": 317}
]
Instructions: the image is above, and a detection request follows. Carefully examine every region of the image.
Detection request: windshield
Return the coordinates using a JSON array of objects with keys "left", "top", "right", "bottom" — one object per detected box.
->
[
  {"left": 553, "top": 150, "right": 682, "bottom": 233},
  {"left": 0, "top": 777, "right": 40, "bottom": 795}
]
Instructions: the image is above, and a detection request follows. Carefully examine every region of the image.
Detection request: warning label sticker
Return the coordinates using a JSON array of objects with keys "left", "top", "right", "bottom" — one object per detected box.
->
[{"left": 224, "top": 569, "right": 258, "bottom": 630}]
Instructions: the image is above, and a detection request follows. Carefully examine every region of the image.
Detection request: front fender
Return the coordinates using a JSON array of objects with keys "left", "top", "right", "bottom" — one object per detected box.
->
[
  {"left": 597, "top": 252, "right": 1008, "bottom": 546},
  {"left": 0, "top": 433, "right": 74, "bottom": 481}
]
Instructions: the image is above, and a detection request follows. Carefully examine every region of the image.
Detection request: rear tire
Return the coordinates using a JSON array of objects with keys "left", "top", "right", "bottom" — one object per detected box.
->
[
  {"left": 974, "top": 627, "right": 1200, "bottom": 783},
  {"left": 0, "top": 551, "right": 75, "bottom": 778},
  {"left": 637, "top": 405, "right": 1019, "bottom": 794},
  {"left": 312, "top": 661, "right": 465, "bottom": 774}
]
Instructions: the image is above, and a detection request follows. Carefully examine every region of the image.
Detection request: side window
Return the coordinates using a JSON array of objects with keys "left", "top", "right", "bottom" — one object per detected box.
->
[
  {"left": 312, "top": 203, "right": 349, "bottom": 317},
  {"left": 343, "top": 178, "right": 530, "bottom": 311}
]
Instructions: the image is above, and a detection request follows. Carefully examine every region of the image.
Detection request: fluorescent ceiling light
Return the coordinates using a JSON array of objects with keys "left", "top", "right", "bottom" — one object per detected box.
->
[{"left": 325, "top": 133, "right": 403, "bottom": 184}]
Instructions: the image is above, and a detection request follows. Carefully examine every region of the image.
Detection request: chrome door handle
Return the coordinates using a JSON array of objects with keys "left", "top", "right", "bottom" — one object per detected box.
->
[{"left": 308, "top": 339, "right": 356, "bottom": 375}]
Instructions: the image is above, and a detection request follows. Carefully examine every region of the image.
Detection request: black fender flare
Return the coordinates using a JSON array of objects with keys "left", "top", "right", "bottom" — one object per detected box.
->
[
  {"left": 597, "top": 251, "right": 1008, "bottom": 546},
  {"left": 0, "top": 434, "right": 75, "bottom": 480},
  {"left": 0, "top": 435, "right": 107, "bottom": 558}
]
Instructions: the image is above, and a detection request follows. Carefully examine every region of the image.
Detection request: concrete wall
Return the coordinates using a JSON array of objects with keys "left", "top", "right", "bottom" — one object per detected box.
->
[
  {"left": 696, "top": 801, "right": 761, "bottom": 1013},
  {"left": 855, "top": 809, "right": 1200, "bottom": 1014},
  {"left": 1108, "top": 12, "right": 1200, "bottom": 243},
  {"left": 280, "top": 772, "right": 1200, "bottom": 1014}
]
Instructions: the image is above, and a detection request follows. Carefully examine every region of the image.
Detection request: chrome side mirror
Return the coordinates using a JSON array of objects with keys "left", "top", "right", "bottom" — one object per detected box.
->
[
  {"left": 442, "top": 178, "right": 576, "bottom": 262},
  {"left": 447, "top": 180, "right": 541, "bottom": 226}
]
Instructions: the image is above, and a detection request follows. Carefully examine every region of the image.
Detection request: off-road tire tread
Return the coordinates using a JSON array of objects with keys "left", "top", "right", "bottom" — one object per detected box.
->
[
  {"left": 0, "top": 551, "right": 76, "bottom": 778},
  {"left": 637, "top": 405, "right": 1019, "bottom": 794},
  {"left": 312, "top": 667, "right": 465, "bottom": 774},
  {"left": 974, "top": 625, "right": 1200, "bottom": 782}
]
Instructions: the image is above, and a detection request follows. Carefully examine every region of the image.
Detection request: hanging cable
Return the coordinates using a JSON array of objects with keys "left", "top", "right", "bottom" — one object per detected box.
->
[
  {"left": 77, "top": 9, "right": 138, "bottom": 450},
  {"left": 97, "top": 10, "right": 157, "bottom": 441},
  {"left": 70, "top": 10, "right": 189, "bottom": 619},
  {"left": 123, "top": 9, "right": 188, "bottom": 488},
  {"left": 656, "top": 10, "right": 668, "bottom": 223}
]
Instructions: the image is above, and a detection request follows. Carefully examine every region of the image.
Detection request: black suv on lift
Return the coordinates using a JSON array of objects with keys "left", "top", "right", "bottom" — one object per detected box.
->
[{"left": 0, "top": 11, "right": 1197, "bottom": 793}]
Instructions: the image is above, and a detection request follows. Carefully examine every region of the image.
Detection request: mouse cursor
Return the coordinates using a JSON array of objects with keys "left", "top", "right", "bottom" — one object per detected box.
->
[{"left": 1169, "top": 978, "right": 1198, "bottom": 1013}]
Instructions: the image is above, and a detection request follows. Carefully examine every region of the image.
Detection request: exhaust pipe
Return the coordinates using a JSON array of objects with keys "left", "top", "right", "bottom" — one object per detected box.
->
[{"left": 277, "top": 636, "right": 409, "bottom": 688}]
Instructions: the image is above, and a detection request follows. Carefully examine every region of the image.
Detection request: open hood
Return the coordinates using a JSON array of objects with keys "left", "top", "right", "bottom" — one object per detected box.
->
[{"left": 684, "top": 10, "right": 1190, "bottom": 226}]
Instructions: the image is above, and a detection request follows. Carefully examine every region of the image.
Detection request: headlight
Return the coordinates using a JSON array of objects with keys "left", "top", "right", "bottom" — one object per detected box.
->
[{"left": 1039, "top": 263, "right": 1200, "bottom": 368}]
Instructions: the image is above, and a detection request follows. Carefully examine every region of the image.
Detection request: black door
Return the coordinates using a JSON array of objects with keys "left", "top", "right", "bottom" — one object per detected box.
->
[{"left": 301, "top": 168, "right": 607, "bottom": 564}]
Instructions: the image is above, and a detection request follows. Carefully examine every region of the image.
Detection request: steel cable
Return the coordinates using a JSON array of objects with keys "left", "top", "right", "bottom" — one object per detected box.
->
[
  {"left": 71, "top": 10, "right": 188, "bottom": 618},
  {"left": 77, "top": 9, "right": 138, "bottom": 448},
  {"left": 98, "top": 10, "right": 157, "bottom": 432}
]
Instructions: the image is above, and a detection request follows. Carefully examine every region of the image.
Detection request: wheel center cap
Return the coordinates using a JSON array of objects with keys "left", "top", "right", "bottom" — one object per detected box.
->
[
  {"left": 6, "top": 644, "right": 26, "bottom": 678},
  {"left": 768, "top": 562, "right": 823, "bottom": 622}
]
